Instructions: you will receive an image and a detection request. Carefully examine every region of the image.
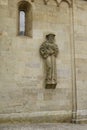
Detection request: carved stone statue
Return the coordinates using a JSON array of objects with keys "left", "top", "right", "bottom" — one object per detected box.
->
[{"left": 40, "top": 33, "right": 59, "bottom": 89}]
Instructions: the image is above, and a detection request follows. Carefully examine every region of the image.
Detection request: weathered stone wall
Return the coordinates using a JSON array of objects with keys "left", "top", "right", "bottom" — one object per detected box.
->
[
  {"left": 73, "top": 0, "right": 87, "bottom": 122},
  {"left": 0, "top": 0, "right": 87, "bottom": 123}
]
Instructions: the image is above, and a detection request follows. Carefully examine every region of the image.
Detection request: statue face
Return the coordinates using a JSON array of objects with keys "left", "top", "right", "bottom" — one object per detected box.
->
[{"left": 47, "top": 35, "right": 55, "bottom": 43}]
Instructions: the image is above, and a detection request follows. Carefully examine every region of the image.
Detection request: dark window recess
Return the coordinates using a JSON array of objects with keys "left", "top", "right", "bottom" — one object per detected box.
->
[{"left": 18, "top": 1, "right": 32, "bottom": 37}]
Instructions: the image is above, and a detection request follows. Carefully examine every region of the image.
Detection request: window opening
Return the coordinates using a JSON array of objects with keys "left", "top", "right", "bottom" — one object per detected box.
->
[
  {"left": 18, "top": 1, "right": 32, "bottom": 37},
  {"left": 19, "top": 11, "right": 25, "bottom": 35}
]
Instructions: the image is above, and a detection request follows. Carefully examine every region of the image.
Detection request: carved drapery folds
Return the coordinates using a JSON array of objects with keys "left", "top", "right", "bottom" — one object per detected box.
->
[
  {"left": 40, "top": 34, "right": 59, "bottom": 89},
  {"left": 31, "top": 0, "right": 72, "bottom": 7}
]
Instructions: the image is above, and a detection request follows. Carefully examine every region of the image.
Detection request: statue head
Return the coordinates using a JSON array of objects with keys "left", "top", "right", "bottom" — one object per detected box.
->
[{"left": 46, "top": 33, "right": 55, "bottom": 43}]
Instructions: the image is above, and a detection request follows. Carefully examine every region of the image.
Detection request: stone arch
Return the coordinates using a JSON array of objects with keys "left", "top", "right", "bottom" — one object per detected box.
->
[
  {"left": 59, "top": 0, "right": 72, "bottom": 7},
  {"left": 18, "top": 0, "right": 32, "bottom": 37},
  {"left": 43, "top": 0, "right": 72, "bottom": 7}
]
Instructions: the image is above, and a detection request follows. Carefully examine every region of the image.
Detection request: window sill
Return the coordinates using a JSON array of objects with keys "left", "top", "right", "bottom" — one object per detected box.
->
[{"left": 17, "top": 35, "right": 33, "bottom": 39}]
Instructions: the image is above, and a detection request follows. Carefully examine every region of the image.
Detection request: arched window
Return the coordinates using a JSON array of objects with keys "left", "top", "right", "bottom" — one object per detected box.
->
[
  {"left": 19, "top": 11, "right": 25, "bottom": 35},
  {"left": 18, "top": 1, "right": 32, "bottom": 37}
]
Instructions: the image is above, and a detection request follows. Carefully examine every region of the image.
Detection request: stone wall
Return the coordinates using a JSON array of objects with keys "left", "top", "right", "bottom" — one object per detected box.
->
[
  {"left": 0, "top": 0, "right": 87, "bottom": 123},
  {"left": 74, "top": 0, "right": 87, "bottom": 123}
]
